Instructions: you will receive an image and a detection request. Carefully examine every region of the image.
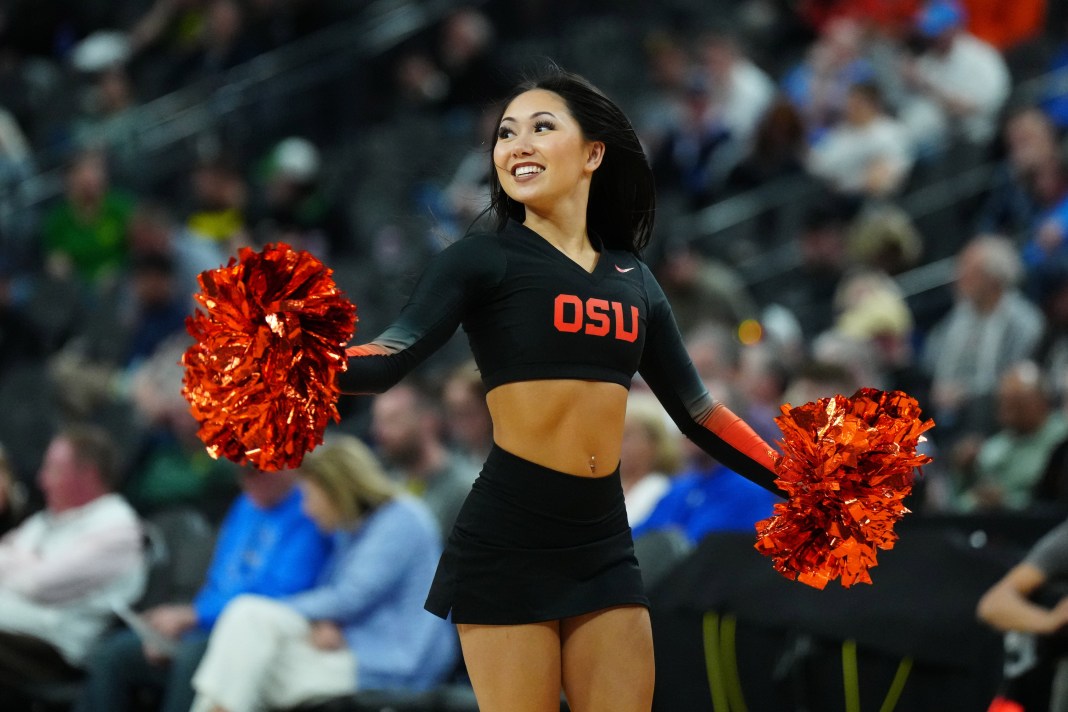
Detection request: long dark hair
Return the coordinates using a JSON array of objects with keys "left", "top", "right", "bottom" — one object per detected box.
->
[{"left": 488, "top": 67, "right": 655, "bottom": 255}]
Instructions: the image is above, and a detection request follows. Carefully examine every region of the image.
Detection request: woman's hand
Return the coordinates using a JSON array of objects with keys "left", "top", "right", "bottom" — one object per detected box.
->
[
  {"left": 142, "top": 604, "right": 197, "bottom": 664},
  {"left": 309, "top": 620, "right": 345, "bottom": 650}
]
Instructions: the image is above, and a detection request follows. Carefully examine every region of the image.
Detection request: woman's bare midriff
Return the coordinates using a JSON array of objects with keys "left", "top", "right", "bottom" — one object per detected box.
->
[{"left": 485, "top": 379, "right": 629, "bottom": 477}]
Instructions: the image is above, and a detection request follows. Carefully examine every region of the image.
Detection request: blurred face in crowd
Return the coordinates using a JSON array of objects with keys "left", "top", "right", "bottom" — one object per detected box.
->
[
  {"left": 996, "top": 365, "right": 1049, "bottom": 435},
  {"left": 299, "top": 477, "right": 343, "bottom": 531},
  {"left": 67, "top": 153, "right": 108, "bottom": 210},
  {"left": 800, "top": 222, "right": 846, "bottom": 271},
  {"left": 133, "top": 267, "right": 176, "bottom": 308},
  {"left": 954, "top": 242, "right": 1006, "bottom": 308},
  {"left": 1006, "top": 110, "right": 1057, "bottom": 174},
  {"left": 441, "top": 8, "right": 492, "bottom": 64},
  {"left": 619, "top": 418, "right": 657, "bottom": 484},
  {"left": 442, "top": 378, "right": 491, "bottom": 455},
  {"left": 371, "top": 387, "right": 431, "bottom": 467},
  {"left": 37, "top": 437, "right": 96, "bottom": 514},
  {"left": 821, "top": 18, "right": 862, "bottom": 68},
  {"left": 127, "top": 210, "right": 173, "bottom": 254},
  {"left": 206, "top": 0, "right": 243, "bottom": 48},
  {"left": 646, "top": 39, "right": 688, "bottom": 91},
  {"left": 193, "top": 163, "right": 246, "bottom": 210},
  {"left": 240, "top": 468, "right": 298, "bottom": 508},
  {"left": 696, "top": 36, "right": 734, "bottom": 83},
  {"left": 844, "top": 88, "right": 878, "bottom": 127},
  {"left": 96, "top": 67, "right": 134, "bottom": 115}
]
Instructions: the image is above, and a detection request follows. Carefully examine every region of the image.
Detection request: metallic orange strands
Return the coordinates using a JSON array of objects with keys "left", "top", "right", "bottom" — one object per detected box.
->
[
  {"left": 181, "top": 243, "right": 357, "bottom": 471},
  {"left": 754, "top": 388, "right": 934, "bottom": 589}
]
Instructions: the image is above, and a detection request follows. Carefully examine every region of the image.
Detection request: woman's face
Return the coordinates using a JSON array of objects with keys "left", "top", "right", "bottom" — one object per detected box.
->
[
  {"left": 299, "top": 478, "right": 343, "bottom": 530},
  {"left": 493, "top": 89, "right": 603, "bottom": 215}
]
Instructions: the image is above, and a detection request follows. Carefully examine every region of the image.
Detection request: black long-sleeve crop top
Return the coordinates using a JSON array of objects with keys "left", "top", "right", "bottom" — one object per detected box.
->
[{"left": 341, "top": 220, "right": 779, "bottom": 493}]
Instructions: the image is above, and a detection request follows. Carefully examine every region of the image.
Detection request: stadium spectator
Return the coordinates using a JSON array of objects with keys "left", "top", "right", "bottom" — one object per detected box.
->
[
  {"left": 781, "top": 17, "right": 876, "bottom": 143},
  {"left": 650, "top": 68, "right": 733, "bottom": 208},
  {"left": 755, "top": 199, "right": 855, "bottom": 339},
  {"left": 807, "top": 80, "right": 914, "bottom": 198},
  {"left": 620, "top": 392, "right": 682, "bottom": 528},
  {"left": 734, "top": 341, "right": 792, "bottom": 449},
  {"left": 694, "top": 29, "right": 776, "bottom": 154},
  {"left": 954, "top": 361, "right": 1068, "bottom": 512},
  {"left": 976, "top": 106, "right": 1064, "bottom": 238},
  {"left": 121, "top": 336, "right": 239, "bottom": 522},
  {"left": 248, "top": 136, "right": 352, "bottom": 259},
  {"left": 846, "top": 203, "right": 924, "bottom": 275},
  {"left": 125, "top": 200, "right": 228, "bottom": 305},
  {"left": 724, "top": 98, "right": 810, "bottom": 195},
  {"left": 189, "top": 436, "right": 458, "bottom": 711},
  {"left": 632, "top": 400, "right": 778, "bottom": 545},
  {"left": 656, "top": 247, "right": 760, "bottom": 335},
  {"left": 184, "top": 153, "right": 249, "bottom": 253},
  {"left": 0, "top": 426, "right": 145, "bottom": 687},
  {"left": 922, "top": 234, "right": 1045, "bottom": 444},
  {"left": 1034, "top": 262, "right": 1068, "bottom": 399},
  {"left": 441, "top": 360, "right": 493, "bottom": 466},
  {"left": 76, "top": 466, "right": 331, "bottom": 712},
  {"left": 898, "top": 0, "right": 1011, "bottom": 151},
  {"left": 370, "top": 381, "right": 476, "bottom": 540},
  {"left": 168, "top": 0, "right": 262, "bottom": 90},
  {"left": 43, "top": 148, "right": 135, "bottom": 287}
]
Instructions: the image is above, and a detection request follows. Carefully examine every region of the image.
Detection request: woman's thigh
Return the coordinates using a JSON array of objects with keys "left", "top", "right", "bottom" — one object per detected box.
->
[
  {"left": 560, "top": 605, "right": 654, "bottom": 712},
  {"left": 457, "top": 621, "right": 563, "bottom": 712}
]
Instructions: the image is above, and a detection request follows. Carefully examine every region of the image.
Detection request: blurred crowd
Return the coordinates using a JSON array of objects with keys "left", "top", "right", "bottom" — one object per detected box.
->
[{"left": 2, "top": 0, "right": 1068, "bottom": 709}]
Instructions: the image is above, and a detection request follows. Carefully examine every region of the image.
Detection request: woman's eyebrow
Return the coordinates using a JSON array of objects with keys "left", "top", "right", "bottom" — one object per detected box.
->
[{"left": 499, "top": 111, "right": 558, "bottom": 124}]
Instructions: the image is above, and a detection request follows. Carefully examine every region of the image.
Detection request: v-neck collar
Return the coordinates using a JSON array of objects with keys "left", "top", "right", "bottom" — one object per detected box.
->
[{"left": 512, "top": 221, "right": 609, "bottom": 281}]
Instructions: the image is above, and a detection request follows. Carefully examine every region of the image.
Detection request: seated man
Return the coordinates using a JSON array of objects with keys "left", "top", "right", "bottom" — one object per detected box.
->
[
  {"left": 0, "top": 426, "right": 145, "bottom": 687},
  {"left": 955, "top": 361, "right": 1068, "bottom": 512},
  {"left": 76, "top": 466, "right": 332, "bottom": 712}
]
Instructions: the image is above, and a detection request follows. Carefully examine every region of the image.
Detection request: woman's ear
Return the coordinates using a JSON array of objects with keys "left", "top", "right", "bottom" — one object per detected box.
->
[{"left": 586, "top": 141, "right": 606, "bottom": 172}]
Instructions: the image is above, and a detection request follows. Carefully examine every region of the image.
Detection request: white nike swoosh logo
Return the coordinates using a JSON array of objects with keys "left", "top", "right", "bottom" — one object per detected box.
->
[{"left": 615, "top": 265, "right": 635, "bottom": 273}]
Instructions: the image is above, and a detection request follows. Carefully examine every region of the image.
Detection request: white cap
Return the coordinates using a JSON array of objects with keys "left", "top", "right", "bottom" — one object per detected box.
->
[
  {"left": 70, "top": 31, "right": 131, "bottom": 73},
  {"left": 272, "top": 137, "right": 321, "bottom": 182}
]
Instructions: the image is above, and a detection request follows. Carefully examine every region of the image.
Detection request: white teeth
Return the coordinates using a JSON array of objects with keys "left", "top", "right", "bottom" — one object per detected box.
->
[{"left": 514, "top": 165, "right": 544, "bottom": 176}]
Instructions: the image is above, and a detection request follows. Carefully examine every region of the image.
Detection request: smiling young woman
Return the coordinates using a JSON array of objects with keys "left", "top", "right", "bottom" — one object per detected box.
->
[{"left": 339, "top": 67, "right": 780, "bottom": 712}]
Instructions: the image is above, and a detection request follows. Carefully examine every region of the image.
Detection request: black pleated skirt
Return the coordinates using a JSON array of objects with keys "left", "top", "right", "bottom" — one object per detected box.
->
[{"left": 424, "top": 445, "right": 648, "bottom": 624}]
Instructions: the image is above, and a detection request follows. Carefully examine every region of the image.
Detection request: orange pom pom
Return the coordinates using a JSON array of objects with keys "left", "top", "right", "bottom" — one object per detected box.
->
[
  {"left": 181, "top": 243, "right": 357, "bottom": 471},
  {"left": 754, "top": 388, "right": 933, "bottom": 589}
]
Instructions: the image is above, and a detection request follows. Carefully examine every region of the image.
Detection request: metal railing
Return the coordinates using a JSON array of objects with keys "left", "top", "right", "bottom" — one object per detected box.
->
[{"left": 0, "top": 0, "right": 469, "bottom": 248}]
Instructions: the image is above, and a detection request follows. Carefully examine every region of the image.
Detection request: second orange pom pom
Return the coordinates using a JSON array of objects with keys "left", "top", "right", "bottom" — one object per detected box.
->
[{"left": 754, "top": 388, "right": 934, "bottom": 589}]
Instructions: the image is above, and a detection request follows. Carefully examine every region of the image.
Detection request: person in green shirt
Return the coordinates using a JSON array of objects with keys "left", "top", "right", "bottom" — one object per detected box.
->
[
  {"left": 956, "top": 360, "right": 1068, "bottom": 511},
  {"left": 43, "top": 150, "right": 135, "bottom": 286}
]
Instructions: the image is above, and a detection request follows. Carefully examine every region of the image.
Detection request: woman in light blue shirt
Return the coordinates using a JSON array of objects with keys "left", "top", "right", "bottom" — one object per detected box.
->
[{"left": 189, "top": 435, "right": 459, "bottom": 712}]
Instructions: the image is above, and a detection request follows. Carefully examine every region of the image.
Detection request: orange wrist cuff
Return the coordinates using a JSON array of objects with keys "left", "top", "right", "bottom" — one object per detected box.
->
[{"left": 702, "top": 403, "right": 780, "bottom": 473}]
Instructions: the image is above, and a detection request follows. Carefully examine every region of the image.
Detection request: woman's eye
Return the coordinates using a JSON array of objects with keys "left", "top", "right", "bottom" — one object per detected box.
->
[
  {"left": 497, "top": 126, "right": 514, "bottom": 139},
  {"left": 534, "top": 120, "right": 555, "bottom": 132}
]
